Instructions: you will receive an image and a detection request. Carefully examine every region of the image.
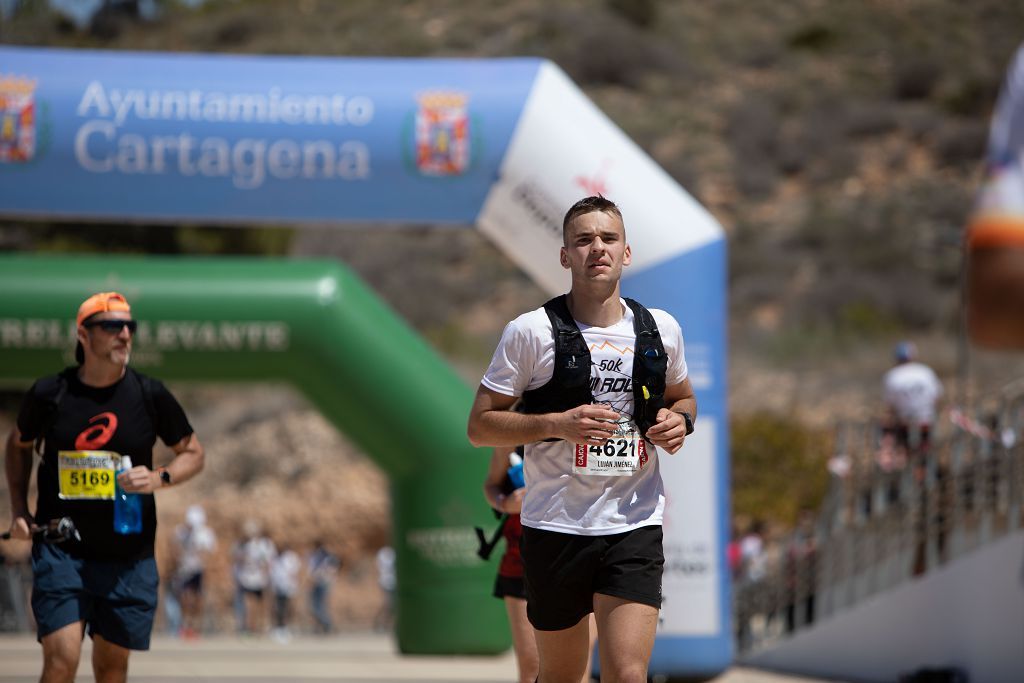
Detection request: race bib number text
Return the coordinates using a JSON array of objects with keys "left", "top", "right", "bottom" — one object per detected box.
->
[
  {"left": 573, "top": 421, "right": 649, "bottom": 476},
  {"left": 57, "top": 451, "right": 119, "bottom": 500}
]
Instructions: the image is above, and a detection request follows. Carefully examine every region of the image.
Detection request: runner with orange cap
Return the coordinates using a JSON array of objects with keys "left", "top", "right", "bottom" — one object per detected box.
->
[{"left": 4, "top": 291, "right": 205, "bottom": 683}]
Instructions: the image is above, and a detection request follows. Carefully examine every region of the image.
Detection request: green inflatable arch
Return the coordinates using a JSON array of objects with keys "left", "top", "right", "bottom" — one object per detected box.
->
[{"left": 0, "top": 253, "right": 505, "bottom": 654}]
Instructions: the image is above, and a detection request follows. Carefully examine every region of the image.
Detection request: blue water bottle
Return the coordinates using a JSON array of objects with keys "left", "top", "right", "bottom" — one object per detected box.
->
[
  {"left": 507, "top": 453, "right": 525, "bottom": 490},
  {"left": 114, "top": 455, "right": 143, "bottom": 535}
]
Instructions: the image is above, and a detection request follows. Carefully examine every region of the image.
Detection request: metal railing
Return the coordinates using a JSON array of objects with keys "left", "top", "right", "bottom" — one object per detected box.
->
[{"left": 735, "top": 388, "right": 1024, "bottom": 654}]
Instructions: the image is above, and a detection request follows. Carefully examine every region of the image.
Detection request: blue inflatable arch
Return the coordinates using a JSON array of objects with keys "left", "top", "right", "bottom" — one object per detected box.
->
[{"left": 0, "top": 46, "right": 730, "bottom": 676}]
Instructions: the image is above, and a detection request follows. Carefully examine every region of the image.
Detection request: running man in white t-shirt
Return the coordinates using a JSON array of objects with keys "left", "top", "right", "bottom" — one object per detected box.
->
[
  {"left": 467, "top": 196, "right": 696, "bottom": 683},
  {"left": 882, "top": 341, "right": 943, "bottom": 455}
]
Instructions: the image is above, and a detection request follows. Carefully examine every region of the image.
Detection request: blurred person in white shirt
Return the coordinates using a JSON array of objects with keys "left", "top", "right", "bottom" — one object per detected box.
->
[
  {"left": 270, "top": 543, "right": 301, "bottom": 642},
  {"left": 173, "top": 505, "right": 216, "bottom": 639},
  {"left": 882, "top": 341, "right": 944, "bottom": 460},
  {"left": 232, "top": 520, "right": 275, "bottom": 635}
]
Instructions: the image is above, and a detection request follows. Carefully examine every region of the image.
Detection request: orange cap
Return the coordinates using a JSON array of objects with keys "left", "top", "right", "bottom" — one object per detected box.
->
[{"left": 77, "top": 292, "right": 131, "bottom": 327}]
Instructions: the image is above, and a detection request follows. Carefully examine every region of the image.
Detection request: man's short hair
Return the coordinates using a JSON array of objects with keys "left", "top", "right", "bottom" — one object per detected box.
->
[{"left": 562, "top": 195, "right": 623, "bottom": 244}]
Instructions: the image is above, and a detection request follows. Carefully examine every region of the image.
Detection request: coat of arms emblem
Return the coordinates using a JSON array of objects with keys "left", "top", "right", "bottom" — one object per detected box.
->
[
  {"left": 415, "top": 91, "right": 469, "bottom": 176},
  {"left": 0, "top": 75, "right": 37, "bottom": 163}
]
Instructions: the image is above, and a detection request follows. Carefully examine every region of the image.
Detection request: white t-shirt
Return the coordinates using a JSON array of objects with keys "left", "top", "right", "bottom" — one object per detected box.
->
[
  {"left": 481, "top": 300, "right": 688, "bottom": 536},
  {"left": 175, "top": 523, "right": 216, "bottom": 579},
  {"left": 883, "top": 362, "right": 943, "bottom": 424},
  {"left": 270, "top": 550, "right": 302, "bottom": 597},
  {"left": 234, "top": 537, "right": 276, "bottom": 591},
  {"left": 739, "top": 533, "right": 766, "bottom": 582}
]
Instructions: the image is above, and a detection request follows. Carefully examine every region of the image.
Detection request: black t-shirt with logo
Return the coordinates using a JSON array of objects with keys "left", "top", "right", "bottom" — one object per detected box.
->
[{"left": 17, "top": 367, "right": 194, "bottom": 561}]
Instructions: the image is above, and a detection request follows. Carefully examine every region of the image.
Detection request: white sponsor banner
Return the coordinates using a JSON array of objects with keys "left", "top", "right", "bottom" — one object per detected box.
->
[
  {"left": 659, "top": 416, "right": 720, "bottom": 636},
  {"left": 478, "top": 61, "right": 722, "bottom": 295}
]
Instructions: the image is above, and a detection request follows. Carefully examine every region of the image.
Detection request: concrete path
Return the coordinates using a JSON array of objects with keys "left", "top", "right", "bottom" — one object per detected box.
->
[{"left": 0, "top": 632, "right": 844, "bottom": 682}]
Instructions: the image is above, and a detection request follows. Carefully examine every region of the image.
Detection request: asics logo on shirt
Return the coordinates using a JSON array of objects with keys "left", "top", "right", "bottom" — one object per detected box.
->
[{"left": 75, "top": 412, "right": 118, "bottom": 450}]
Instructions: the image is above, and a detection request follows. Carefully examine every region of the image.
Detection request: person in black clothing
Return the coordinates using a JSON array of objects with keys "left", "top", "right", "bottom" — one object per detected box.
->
[{"left": 4, "top": 291, "right": 205, "bottom": 683}]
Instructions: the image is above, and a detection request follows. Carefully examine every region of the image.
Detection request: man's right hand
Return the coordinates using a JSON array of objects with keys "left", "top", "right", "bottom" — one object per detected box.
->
[
  {"left": 6, "top": 513, "right": 34, "bottom": 541},
  {"left": 556, "top": 404, "right": 620, "bottom": 444}
]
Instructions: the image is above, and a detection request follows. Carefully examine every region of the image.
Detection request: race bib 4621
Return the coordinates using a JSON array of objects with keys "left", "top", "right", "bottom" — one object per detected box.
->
[{"left": 573, "top": 420, "right": 649, "bottom": 476}]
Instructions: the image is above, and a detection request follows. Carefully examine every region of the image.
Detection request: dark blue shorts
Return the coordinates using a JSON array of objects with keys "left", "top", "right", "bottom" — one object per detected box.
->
[{"left": 31, "top": 543, "right": 159, "bottom": 650}]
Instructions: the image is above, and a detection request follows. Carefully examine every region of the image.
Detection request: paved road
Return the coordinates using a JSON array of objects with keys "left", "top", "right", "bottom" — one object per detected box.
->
[{"left": 0, "top": 632, "right": 838, "bottom": 683}]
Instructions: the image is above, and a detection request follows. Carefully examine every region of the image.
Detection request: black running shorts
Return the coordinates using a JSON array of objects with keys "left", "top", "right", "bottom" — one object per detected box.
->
[
  {"left": 493, "top": 574, "right": 527, "bottom": 600},
  {"left": 521, "top": 524, "right": 664, "bottom": 631}
]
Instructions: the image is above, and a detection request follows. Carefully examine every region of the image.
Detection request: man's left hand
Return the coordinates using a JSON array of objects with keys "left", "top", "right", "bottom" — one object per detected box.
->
[
  {"left": 645, "top": 409, "right": 688, "bottom": 454},
  {"left": 117, "top": 466, "right": 161, "bottom": 494}
]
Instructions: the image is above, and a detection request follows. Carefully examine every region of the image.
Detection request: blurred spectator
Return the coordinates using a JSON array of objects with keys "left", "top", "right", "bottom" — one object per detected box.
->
[
  {"left": 374, "top": 545, "right": 396, "bottom": 632},
  {"left": 232, "top": 520, "right": 275, "bottom": 635},
  {"left": 739, "top": 520, "right": 767, "bottom": 583},
  {"left": 882, "top": 341, "right": 944, "bottom": 464},
  {"left": 827, "top": 451, "right": 852, "bottom": 479},
  {"left": 162, "top": 580, "right": 182, "bottom": 637},
  {"left": 784, "top": 510, "right": 817, "bottom": 633},
  {"left": 269, "top": 542, "right": 301, "bottom": 643},
  {"left": 734, "top": 520, "right": 767, "bottom": 649},
  {"left": 727, "top": 523, "right": 743, "bottom": 582},
  {"left": 307, "top": 540, "right": 340, "bottom": 635},
  {"left": 173, "top": 504, "right": 216, "bottom": 639}
]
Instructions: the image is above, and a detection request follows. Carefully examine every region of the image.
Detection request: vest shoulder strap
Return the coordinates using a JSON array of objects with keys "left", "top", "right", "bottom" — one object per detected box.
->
[
  {"left": 542, "top": 294, "right": 588, "bottom": 356},
  {"left": 32, "top": 370, "right": 72, "bottom": 455},
  {"left": 623, "top": 298, "right": 668, "bottom": 438},
  {"left": 127, "top": 367, "right": 159, "bottom": 431},
  {"left": 623, "top": 297, "right": 659, "bottom": 338}
]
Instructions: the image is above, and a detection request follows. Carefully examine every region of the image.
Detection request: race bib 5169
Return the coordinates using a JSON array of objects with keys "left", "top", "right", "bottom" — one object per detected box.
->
[{"left": 57, "top": 450, "right": 120, "bottom": 500}]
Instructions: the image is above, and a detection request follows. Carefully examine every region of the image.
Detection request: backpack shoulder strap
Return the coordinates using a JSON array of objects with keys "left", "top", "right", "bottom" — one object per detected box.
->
[
  {"left": 543, "top": 294, "right": 583, "bottom": 342},
  {"left": 127, "top": 368, "right": 159, "bottom": 431},
  {"left": 542, "top": 294, "right": 590, "bottom": 374},
  {"left": 623, "top": 299, "right": 667, "bottom": 438},
  {"left": 32, "top": 369, "right": 72, "bottom": 455},
  {"left": 623, "top": 298, "right": 659, "bottom": 338}
]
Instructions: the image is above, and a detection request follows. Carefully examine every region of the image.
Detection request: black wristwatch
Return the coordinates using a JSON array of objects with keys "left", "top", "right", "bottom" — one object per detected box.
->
[
  {"left": 159, "top": 468, "right": 172, "bottom": 487},
  {"left": 681, "top": 412, "right": 694, "bottom": 436}
]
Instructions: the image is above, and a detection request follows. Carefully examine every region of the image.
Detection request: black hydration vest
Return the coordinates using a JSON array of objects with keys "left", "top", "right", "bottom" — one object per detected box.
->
[{"left": 521, "top": 295, "right": 667, "bottom": 440}]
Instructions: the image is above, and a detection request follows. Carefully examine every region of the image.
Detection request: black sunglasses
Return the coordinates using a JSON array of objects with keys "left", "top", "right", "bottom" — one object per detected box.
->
[{"left": 84, "top": 319, "right": 138, "bottom": 334}]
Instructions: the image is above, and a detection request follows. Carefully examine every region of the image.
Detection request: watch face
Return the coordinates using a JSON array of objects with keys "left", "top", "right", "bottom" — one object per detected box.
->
[{"left": 160, "top": 471, "right": 171, "bottom": 484}]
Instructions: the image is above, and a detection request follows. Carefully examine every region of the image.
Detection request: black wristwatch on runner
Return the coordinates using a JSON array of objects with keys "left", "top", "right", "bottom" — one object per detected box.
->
[
  {"left": 681, "top": 412, "right": 694, "bottom": 436},
  {"left": 158, "top": 467, "right": 172, "bottom": 487}
]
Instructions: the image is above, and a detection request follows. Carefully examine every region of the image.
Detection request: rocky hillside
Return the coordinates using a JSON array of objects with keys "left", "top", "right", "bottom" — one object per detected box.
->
[
  {"left": 4, "top": 0, "right": 1024, "bottom": 626},
  {"left": 5, "top": 0, "right": 1024, "bottom": 395}
]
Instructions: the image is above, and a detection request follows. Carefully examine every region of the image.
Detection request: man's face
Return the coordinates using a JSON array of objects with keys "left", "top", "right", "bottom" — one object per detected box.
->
[
  {"left": 560, "top": 210, "right": 631, "bottom": 285},
  {"left": 78, "top": 311, "right": 133, "bottom": 367}
]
